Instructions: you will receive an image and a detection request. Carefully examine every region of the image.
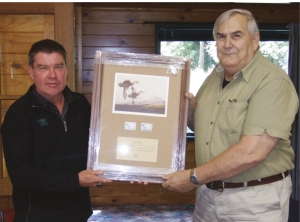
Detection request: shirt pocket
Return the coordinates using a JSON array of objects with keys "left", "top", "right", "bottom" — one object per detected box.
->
[{"left": 225, "top": 101, "right": 249, "bottom": 143}]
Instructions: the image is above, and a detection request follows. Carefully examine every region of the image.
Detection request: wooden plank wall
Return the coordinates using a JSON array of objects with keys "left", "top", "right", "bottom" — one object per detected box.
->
[{"left": 74, "top": 2, "right": 299, "bottom": 205}]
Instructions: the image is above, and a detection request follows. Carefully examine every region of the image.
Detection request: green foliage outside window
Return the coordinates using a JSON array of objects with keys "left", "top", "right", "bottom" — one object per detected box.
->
[{"left": 161, "top": 41, "right": 288, "bottom": 73}]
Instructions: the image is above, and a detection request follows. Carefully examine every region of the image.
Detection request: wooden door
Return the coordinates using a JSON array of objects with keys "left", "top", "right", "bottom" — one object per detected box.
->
[{"left": 0, "top": 14, "right": 54, "bottom": 200}]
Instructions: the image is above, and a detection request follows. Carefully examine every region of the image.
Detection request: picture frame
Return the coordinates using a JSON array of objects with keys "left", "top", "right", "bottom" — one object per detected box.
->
[{"left": 87, "top": 51, "right": 190, "bottom": 183}]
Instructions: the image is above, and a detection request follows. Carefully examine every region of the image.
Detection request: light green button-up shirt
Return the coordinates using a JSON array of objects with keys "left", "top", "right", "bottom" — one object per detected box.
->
[{"left": 194, "top": 51, "right": 299, "bottom": 182}]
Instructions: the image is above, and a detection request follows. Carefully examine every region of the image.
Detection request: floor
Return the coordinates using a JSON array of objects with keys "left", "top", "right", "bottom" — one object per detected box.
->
[{"left": 88, "top": 204, "right": 194, "bottom": 222}]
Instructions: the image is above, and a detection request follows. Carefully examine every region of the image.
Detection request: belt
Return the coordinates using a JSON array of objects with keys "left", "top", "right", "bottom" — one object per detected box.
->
[{"left": 206, "top": 170, "right": 289, "bottom": 192}]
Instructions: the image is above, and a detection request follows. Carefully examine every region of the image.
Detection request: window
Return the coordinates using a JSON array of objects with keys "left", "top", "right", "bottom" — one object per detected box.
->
[{"left": 155, "top": 23, "right": 289, "bottom": 138}]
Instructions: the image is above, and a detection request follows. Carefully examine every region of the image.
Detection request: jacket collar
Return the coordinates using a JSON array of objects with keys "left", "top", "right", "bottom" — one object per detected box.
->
[{"left": 29, "top": 84, "right": 79, "bottom": 109}]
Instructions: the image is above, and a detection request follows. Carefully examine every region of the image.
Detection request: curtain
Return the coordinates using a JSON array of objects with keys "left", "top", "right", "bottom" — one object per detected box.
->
[{"left": 288, "top": 23, "right": 300, "bottom": 201}]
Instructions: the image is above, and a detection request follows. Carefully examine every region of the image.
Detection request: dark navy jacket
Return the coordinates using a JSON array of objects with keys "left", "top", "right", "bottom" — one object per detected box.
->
[{"left": 1, "top": 85, "right": 92, "bottom": 222}]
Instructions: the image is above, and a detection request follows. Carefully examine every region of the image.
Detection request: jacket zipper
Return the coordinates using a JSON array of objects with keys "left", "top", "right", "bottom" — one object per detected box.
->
[
  {"left": 63, "top": 120, "right": 68, "bottom": 132},
  {"left": 32, "top": 105, "right": 68, "bottom": 132},
  {"left": 32, "top": 96, "right": 79, "bottom": 133}
]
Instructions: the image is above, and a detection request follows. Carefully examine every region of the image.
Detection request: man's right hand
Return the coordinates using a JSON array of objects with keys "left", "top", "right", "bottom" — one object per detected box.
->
[{"left": 78, "top": 170, "right": 112, "bottom": 187}]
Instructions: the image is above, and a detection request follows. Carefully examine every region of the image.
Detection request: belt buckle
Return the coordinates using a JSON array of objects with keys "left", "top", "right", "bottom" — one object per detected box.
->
[{"left": 211, "top": 180, "right": 225, "bottom": 192}]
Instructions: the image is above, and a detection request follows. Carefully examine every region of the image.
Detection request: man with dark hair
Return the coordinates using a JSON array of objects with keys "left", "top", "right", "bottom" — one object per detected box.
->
[
  {"left": 1, "top": 39, "right": 111, "bottom": 222},
  {"left": 162, "top": 9, "right": 298, "bottom": 222}
]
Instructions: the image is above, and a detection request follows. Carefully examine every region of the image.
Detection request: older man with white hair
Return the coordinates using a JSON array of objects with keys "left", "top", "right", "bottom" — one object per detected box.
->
[{"left": 162, "top": 8, "right": 299, "bottom": 222}]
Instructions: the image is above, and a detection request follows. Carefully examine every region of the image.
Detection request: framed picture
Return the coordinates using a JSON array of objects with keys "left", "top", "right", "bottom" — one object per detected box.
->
[{"left": 87, "top": 51, "right": 190, "bottom": 183}]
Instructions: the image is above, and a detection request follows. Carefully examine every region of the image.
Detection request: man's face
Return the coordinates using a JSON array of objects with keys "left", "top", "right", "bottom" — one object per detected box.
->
[
  {"left": 28, "top": 52, "right": 67, "bottom": 101},
  {"left": 216, "top": 14, "right": 259, "bottom": 78}
]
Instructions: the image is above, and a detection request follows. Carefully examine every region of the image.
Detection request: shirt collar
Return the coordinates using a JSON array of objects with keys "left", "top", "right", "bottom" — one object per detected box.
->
[
  {"left": 31, "top": 84, "right": 74, "bottom": 116},
  {"left": 215, "top": 51, "right": 263, "bottom": 83},
  {"left": 32, "top": 85, "right": 73, "bottom": 105}
]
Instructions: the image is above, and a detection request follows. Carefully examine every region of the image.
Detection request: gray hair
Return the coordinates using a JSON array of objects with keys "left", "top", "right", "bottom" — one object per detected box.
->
[{"left": 213, "top": 9, "right": 259, "bottom": 40}]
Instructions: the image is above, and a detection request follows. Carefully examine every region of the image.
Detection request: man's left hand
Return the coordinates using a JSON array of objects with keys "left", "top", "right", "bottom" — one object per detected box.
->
[{"left": 161, "top": 170, "right": 198, "bottom": 193}]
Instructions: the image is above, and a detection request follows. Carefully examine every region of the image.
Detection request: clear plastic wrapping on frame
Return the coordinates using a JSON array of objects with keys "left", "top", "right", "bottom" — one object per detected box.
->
[{"left": 87, "top": 51, "right": 191, "bottom": 183}]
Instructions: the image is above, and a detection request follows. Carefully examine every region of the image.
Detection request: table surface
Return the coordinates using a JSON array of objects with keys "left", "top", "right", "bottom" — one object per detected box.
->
[{"left": 88, "top": 204, "right": 194, "bottom": 222}]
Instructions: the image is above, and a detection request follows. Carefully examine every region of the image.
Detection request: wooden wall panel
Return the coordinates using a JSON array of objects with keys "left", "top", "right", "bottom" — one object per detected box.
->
[
  {"left": 44, "top": 15, "right": 55, "bottom": 39},
  {"left": 80, "top": 47, "right": 154, "bottom": 58},
  {"left": 0, "top": 33, "right": 44, "bottom": 54},
  {"left": 76, "top": 6, "right": 83, "bottom": 93},
  {"left": 1, "top": 54, "right": 28, "bottom": 75},
  {"left": 90, "top": 195, "right": 195, "bottom": 205},
  {"left": 79, "top": 3, "right": 299, "bottom": 23},
  {"left": 0, "top": 3, "right": 54, "bottom": 14},
  {"left": 1, "top": 75, "right": 34, "bottom": 95},
  {"left": 78, "top": 2, "right": 298, "bottom": 14},
  {"left": 54, "top": 3, "right": 75, "bottom": 91},
  {"left": 82, "top": 24, "right": 154, "bottom": 35},
  {"left": 90, "top": 184, "right": 195, "bottom": 205},
  {"left": 82, "top": 10, "right": 218, "bottom": 24},
  {"left": 81, "top": 35, "right": 155, "bottom": 48},
  {"left": 0, "top": 15, "right": 44, "bottom": 32}
]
